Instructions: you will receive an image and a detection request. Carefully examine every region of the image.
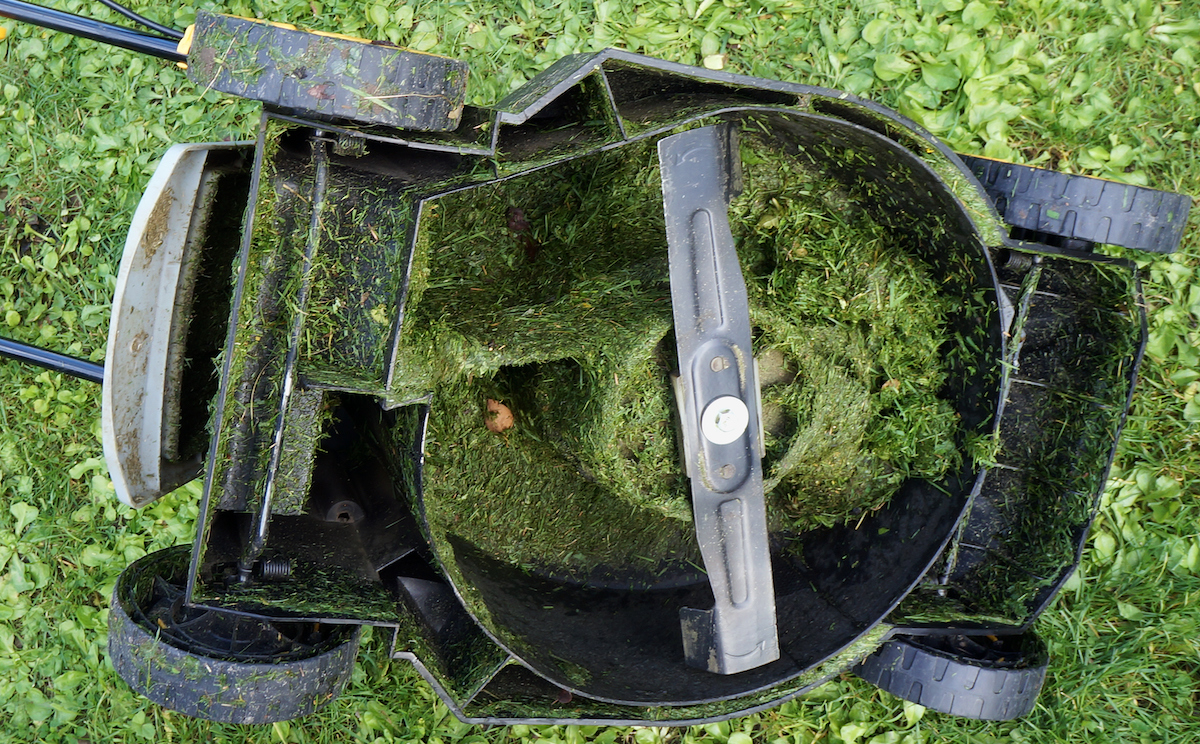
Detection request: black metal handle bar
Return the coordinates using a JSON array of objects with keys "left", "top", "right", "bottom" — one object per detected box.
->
[
  {"left": 0, "top": 337, "right": 104, "bottom": 384},
  {"left": 0, "top": 0, "right": 185, "bottom": 62}
]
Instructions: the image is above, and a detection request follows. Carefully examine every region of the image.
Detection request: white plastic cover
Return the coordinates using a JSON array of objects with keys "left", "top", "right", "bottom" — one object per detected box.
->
[{"left": 101, "top": 143, "right": 241, "bottom": 508}]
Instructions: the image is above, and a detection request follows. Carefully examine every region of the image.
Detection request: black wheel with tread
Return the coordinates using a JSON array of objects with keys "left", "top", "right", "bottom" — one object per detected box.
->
[
  {"left": 109, "top": 546, "right": 361, "bottom": 724},
  {"left": 852, "top": 633, "right": 1047, "bottom": 720},
  {"left": 187, "top": 11, "right": 469, "bottom": 132},
  {"left": 961, "top": 153, "right": 1191, "bottom": 254}
]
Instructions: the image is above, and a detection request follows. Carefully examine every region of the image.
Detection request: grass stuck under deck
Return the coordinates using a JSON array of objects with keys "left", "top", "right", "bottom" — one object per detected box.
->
[{"left": 403, "top": 119, "right": 968, "bottom": 579}]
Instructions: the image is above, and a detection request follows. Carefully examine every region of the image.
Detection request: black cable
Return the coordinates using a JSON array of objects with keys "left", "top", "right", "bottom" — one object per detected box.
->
[
  {"left": 95, "top": 0, "right": 183, "bottom": 41},
  {"left": 0, "top": 0, "right": 185, "bottom": 61},
  {"left": 0, "top": 337, "right": 104, "bottom": 384}
]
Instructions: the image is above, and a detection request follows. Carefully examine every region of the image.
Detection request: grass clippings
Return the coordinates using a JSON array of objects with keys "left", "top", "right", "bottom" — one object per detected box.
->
[{"left": 408, "top": 119, "right": 969, "bottom": 583}]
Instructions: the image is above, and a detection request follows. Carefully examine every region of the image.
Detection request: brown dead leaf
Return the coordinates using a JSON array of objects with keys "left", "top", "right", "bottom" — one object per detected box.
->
[
  {"left": 308, "top": 83, "right": 336, "bottom": 100},
  {"left": 485, "top": 399, "right": 514, "bottom": 433}
]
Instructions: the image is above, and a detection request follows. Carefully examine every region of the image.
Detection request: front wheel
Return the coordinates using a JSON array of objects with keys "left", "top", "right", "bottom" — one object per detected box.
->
[
  {"left": 109, "top": 546, "right": 361, "bottom": 724},
  {"left": 960, "top": 154, "right": 1191, "bottom": 254},
  {"left": 852, "top": 632, "right": 1048, "bottom": 720}
]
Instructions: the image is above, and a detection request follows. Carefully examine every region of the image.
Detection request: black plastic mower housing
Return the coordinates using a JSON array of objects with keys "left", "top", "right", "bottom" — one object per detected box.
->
[{"left": 116, "top": 50, "right": 1154, "bottom": 725}]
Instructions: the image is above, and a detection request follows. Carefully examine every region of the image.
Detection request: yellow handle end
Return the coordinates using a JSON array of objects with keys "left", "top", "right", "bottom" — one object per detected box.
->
[{"left": 175, "top": 24, "right": 194, "bottom": 69}]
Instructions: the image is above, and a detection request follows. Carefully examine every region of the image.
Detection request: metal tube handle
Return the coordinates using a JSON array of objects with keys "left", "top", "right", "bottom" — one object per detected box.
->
[{"left": 0, "top": 0, "right": 185, "bottom": 61}]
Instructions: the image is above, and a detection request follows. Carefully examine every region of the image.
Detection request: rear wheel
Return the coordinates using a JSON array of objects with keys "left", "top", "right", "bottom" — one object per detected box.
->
[
  {"left": 853, "top": 632, "right": 1048, "bottom": 720},
  {"left": 109, "top": 546, "right": 361, "bottom": 724},
  {"left": 186, "top": 11, "right": 469, "bottom": 131}
]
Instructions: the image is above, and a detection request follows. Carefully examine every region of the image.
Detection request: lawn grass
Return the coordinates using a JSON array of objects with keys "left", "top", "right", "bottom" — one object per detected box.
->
[{"left": 1, "top": 0, "right": 1197, "bottom": 742}]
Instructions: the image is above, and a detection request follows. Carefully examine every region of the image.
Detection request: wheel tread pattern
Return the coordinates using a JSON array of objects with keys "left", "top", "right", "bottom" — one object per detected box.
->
[
  {"left": 187, "top": 11, "right": 468, "bottom": 131},
  {"left": 960, "top": 154, "right": 1191, "bottom": 254},
  {"left": 109, "top": 548, "right": 362, "bottom": 724},
  {"left": 852, "top": 635, "right": 1047, "bottom": 721}
]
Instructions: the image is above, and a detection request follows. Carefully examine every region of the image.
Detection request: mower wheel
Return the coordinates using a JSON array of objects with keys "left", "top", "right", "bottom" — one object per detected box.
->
[
  {"left": 852, "top": 632, "right": 1048, "bottom": 720},
  {"left": 960, "top": 154, "right": 1190, "bottom": 254},
  {"left": 109, "top": 546, "right": 361, "bottom": 724}
]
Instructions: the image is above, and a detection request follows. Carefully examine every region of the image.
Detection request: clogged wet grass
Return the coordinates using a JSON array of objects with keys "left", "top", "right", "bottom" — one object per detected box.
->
[
  {"left": 731, "top": 131, "right": 963, "bottom": 531},
  {"left": 405, "top": 120, "right": 970, "bottom": 588}
]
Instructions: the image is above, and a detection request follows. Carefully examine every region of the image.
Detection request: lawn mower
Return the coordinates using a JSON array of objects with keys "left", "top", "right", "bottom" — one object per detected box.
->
[{"left": 0, "top": 0, "right": 1193, "bottom": 726}]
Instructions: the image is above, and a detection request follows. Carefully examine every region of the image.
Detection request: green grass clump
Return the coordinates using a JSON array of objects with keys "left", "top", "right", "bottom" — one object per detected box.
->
[
  {"left": 408, "top": 119, "right": 967, "bottom": 577},
  {"left": 406, "top": 139, "right": 699, "bottom": 575},
  {"left": 419, "top": 375, "right": 703, "bottom": 576},
  {"left": 300, "top": 180, "right": 413, "bottom": 390},
  {"left": 400, "top": 139, "right": 691, "bottom": 528},
  {"left": 731, "top": 131, "right": 963, "bottom": 531}
]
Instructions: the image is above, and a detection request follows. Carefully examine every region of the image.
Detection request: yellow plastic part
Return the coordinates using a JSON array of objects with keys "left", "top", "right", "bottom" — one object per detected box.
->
[
  {"left": 175, "top": 23, "right": 194, "bottom": 67},
  {"left": 205, "top": 14, "right": 369, "bottom": 43}
]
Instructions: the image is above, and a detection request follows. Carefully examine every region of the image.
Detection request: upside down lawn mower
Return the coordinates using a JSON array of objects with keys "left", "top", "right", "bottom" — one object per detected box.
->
[{"left": 0, "top": 0, "right": 1193, "bottom": 726}]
